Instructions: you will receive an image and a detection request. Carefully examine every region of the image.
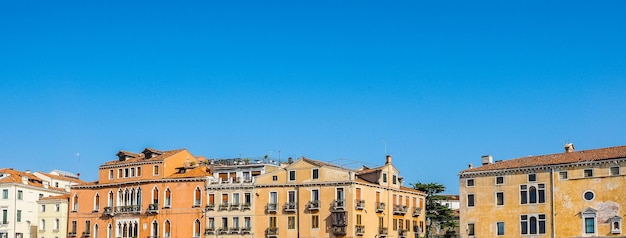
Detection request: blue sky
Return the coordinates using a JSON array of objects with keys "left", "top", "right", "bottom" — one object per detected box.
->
[{"left": 1, "top": 1, "right": 625, "bottom": 192}]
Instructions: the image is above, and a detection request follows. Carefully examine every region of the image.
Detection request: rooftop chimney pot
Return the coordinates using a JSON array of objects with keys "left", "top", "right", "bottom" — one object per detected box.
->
[
  {"left": 385, "top": 155, "right": 392, "bottom": 164},
  {"left": 481, "top": 155, "right": 493, "bottom": 165},
  {"left": 564, "top": 143, "right": 575, "bottom": 153}
]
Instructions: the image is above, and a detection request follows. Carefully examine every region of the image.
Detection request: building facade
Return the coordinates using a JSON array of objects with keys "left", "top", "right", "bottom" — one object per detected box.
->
[
  {"left": 0, "top": 168, "right": 78, "bottom": 238},
  {"left": 36, "top": 195, "right": 69, "bottom": 238},
  {"left": 68, "top": 148, "right": 210, "bottom": 238},
  {"left": 253, "top": 155, "right": 426, "bottom": 238},
  {"left": 459, "top": 143, "right": 626, "bottom": 238}
]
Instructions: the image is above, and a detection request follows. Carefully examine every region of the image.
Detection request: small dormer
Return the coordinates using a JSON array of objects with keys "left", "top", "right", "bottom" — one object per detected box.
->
[
  {"left": 116, "top": 151, "right": 140, "bottom": 161},
  {"left": 142, "top": 148, "right": 163, "bottom": 159}
]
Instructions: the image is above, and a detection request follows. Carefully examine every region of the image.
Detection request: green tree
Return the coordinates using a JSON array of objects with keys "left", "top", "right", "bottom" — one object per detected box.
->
[{"left": 413, "top": 182, "right": 458, "bottom": 238}]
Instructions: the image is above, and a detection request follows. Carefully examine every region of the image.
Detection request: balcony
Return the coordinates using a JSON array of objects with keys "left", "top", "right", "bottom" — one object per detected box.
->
[
  {"left": 412, "top": 207, "right": 422, "bottom": 217},
  {"left": 283, "top": 202, "right": 297, "bottom": 212},
  {"left": 147, "top": 203, "right": 159, "bottom": 214},
  {"left": 393, "top": 205, "right": 407, "bottom": 215},
  {"left": 114, "top": 205, "right": 141, "bottom": 214},
  {"left": 332, "top": 199, "right": 345, "bottom": 211},
  {"left": 398, "top": 229, "right": 408, "bottom": 238},
  {"left": 241, "top": 203, "right": 251, "bottom": 210},
  {"left": 266, "top": 203, "right": 278, "bottom": 213},
  {"left": 332, "top": 226, "right": 346, "bottom": 236},
  {"left": 219, "top": 202, "right": 229, "bottom": 211},
  {"left": 241, "top": 227, "right": 252, "bottom": 234},
  {"left": 205, "top": 203, "right": 215, "bottom": 211},
  {"left": 230, "top": 203, "right": 240, "bottom": 210},
  {"left": 82, "top": 231, "right": 91, "bottom": 237},
  {"left": 147, "top": 236, "right": 159, "bottom": 238},
  {"left": 204, "top": 228, "right": 215, "bottom": 235},
  {"left": 376, "top": 202, "right": 385, "bottom": 213},
  {"left": 378, "top": 227, "right": 388, "bottom": 237},
  {"left": 265, "top": 227, "right": 278, "bottom": 238},
  {"left": 103, "top": 207, "right": 114, "bottom": 216},
  {"left": 229, "top": 227, "right": 240, "bottom": 234},
  {"left": 218, "top": 228, "right": 228, "bottom": 235},
  {"left": 355, "top": 200, "right": 365, "bottom": 210},
  {"left": 355, "top": 225, "right": 365, "bottom": 236},
  {"left": 307, "top": 200, "right": 320, "bottom": 211},
  {"left": 68, "top": 232, "right": 77, "bottom": 237}
]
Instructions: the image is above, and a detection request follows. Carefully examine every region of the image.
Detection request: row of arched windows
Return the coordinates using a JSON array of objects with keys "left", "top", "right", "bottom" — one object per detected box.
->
[{"left": 72, "top": 185, "right": 203, "bottom": 211}]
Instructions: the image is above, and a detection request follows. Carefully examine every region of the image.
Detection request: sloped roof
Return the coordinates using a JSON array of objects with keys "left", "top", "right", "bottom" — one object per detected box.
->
[
  {"left": 102, "top": 149, "right": 186, "bottom": 166},
  {"left": 39, "top": 194, "right": 70, "bottom": 201},
  {"left": 0, "top": 168, "right": 41, "bottom": 184},
  {"left": 38, "top": 172, "right": 84, "bottom": 184},
  {"left": 167, "top": 166, "right": 211, "bottom": 178},
  {"left": 301, "top": 157, "right": 348, "bottom": 170},
  {"left": 461, "top": 145, "right": 626, "bottom": 173}
]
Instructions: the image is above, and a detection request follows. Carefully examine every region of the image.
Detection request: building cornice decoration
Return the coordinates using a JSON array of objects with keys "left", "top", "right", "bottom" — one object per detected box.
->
[{"left": 72, "top": 177, "right": 208, "bottom": 189}]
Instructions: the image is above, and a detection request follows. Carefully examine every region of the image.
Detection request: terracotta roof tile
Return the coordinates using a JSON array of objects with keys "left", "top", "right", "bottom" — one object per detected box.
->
[
  {"left": 462, "top": 145, "right": 626, "bottom": 173},
  {"left": 38, "top": 172, "right": 84, "bottom": 183},
  {"left": 102, "top": 149, "right": 185, "bottom": 166},
  {"left": 167, "top": 166, "right": 211, "bottom": 178}
]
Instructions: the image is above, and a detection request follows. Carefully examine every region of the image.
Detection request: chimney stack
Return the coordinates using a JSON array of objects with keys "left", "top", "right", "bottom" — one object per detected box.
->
[
  {"left": 481, "top": 155, "right": 493, "bottom": 165},
  {"left": 385, "top": 155, "right": 392, "bottom": 165},
  {"left": 564, "top": 143, "right": 575, "bottom": 153}
]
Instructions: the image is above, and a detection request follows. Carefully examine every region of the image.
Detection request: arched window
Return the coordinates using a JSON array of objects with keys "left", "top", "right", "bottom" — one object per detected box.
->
[
  {"left": 529, "top": 216, "right": 538, "bottom": 234},
  {"left": 194, "top": 187, "right": 201, "bottom": 206},
  {"left": 107, "top": 223, "right": 112, "bottom": 238},
  {"left": 151, "top": 220, "right": 159, "bottom": 237},
  {"left": 108, "top": 191, "right": 114, "bottom": 207},
  {"left": 193, "top": 219, "right": 201, "bottom": 237},
  {"left": 164, "top": 220, "right": 171, "bottom": 238},
  {"left": 94, "top": 224, "right": 99, "bottom": 238},
  {"left": 152, "top": 187, "right": 159, "bottom": 205},
  {"left": 164, "top": 188, "right": 172, "bottom": 207},
  {"left": 136, "top": 187, "right": 142, "bottom": 208},
  {"left": 73, "top": 194, "right": 79, "bottom": 211},
  {"left": 94, "top": 193, "right": 100, "bottom": 211},
  {"left": 529, "top": 186, "right": 537, "bottom": 204}
]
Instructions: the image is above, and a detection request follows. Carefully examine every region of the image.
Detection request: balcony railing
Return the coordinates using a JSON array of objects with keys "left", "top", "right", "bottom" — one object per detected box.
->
[
  {"left": 230, "top": 203, "right": 240, "bottom": 210},
  {"left": 355, "top": 225, "right": 365, "bottom": 236},
  {"left": 219, "top": 203, "right": 229, "bottom": 211},
  {"left": 398, "top": 229, "right": 408, "bottom": 238},
  {"left": 266, "top": 203, "right": 278, "bottom": 213},
  {"left": 103, "top": 207, "right": 114, "bottom": 216},
  {"left": 332, "top": 226, "right": 346, "bottom": 235},
  {"left": 412, "top": 207, "right": 422, "bottom": 217},
  {"left": 218, "top": 228, "right": 228, "bottom": 235},
  {"left": 241, "top": 203, "right": 251, "bottom": 210},
  {"left": 308, "top": 200, "right": 320, "bottom": 211},
  {"left": 376, "top": 202, "right": 385, "bottom": 212},
  {"left": 114, "top": 205, "right": 141, "bottom": 214},
  {"left": 229, "top": 227, "right": 240, "bottom": 234},
  {"left": 147, "top": 203, "right": 159, "bottom": 214},
  {"left": 68, "top": 231, "right": 77, "bottom": 237},
  {"left": 332, "top": 199, "right": 345, "bottom": 210},
  {"left": 205, "top": 203, "right": 215, "bottom": 211},
  {"left": 205, "top": 228, "right": 215, "bottom": 235},
  {"left": 265, "top": 227, "right": 278, "bottom": 237},
  {"left": 241, "top": 227, "right": 252, "bottom": 234},
  {"left": 378, "top": 227, "right": 388, "bottom": 237},
  {"left": 283, "top": 202, "right": 297, "bottom": 212},
  {"left": 355, "top": 199, "right": 365, "bottom": 210},
  {"left": 82, "top": 231, "right": 91, "bottom": 237},
  {"left": 393, "top": 205, "right": 407, "bottom": 215}
]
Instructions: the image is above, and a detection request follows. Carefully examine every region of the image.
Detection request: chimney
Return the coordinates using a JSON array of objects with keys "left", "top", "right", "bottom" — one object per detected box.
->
[
  {"left": 468, "top": 163, "right": 473, "bottom": 169},
  {"left": 25, "top": 170, "right": 31, "bottom": 174},
  {"left": 481, "top": 155, "right": 493, "bottom": 165},
  {"left": 385, "top": 155, "right": 392, "bottom": 165},
  {"left": 564, "top": 143, "right": 575, "bottom": 153}
]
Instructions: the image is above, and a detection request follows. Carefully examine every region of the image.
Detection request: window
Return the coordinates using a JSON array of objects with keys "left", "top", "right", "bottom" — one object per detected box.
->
[
  {"left": 496, "top": 192, "right": 504, "bottom": 206},
  {"left": 193, "top": 219, "right": 201, "bottom": 237},
  {"left": 584, "top": 169, "right": 593, "bottom": 177},
  {"left": 312, "top": 168, "right": 319, "bottom": 179},
  {"left": 311, "top": 189, "right": 319, "bottom": 202},
  {"left": 54, "top": 219, "right": 59, "bottom": 230},
  {"left": 137, "top": 167, "right": 142, "bottom": 176},
  {"left": 467, "top": 194, "right": 475, "bottom": 207},
  {"left": 164, "top": 220, "right": 171, "bottom": 237},
  {"left": 520, "top": 214, "right": 546, "bottom": 234},
  {"left": 496, "top": 222, "right": 504, "bottom": 235},
  {"left": 312, "top": 215, "right": 319, "bottom": 228},
  {"left": 272, "top": 176, "right": 278, "bottom": 181},
  {"left": 109, "top": 170, "right": 113, "bottom": 179},
  {"left": 153, "top": 165, "right": 159, "bottom": 176},
  {"left": 222, "top": 217, "right": 228, "bottom": 229},
  {"left": 383, "top": 173, "right": 387, "bottom": 183},
  {"left": 71, "top": 220, "right": 77, "bottom": 234},
  {"left": 611, "top": 216, "right": 622, "bottom": 234},
  {"left": 520, "top": 184, "right": 545, "bottom": 204},
  {"left": 356, "top": 214, "right": 362, "bottom": 225},
  {"left": 73, "top": 194, "right": 79, "bottom": 211},
  {"left": 288, "top": 170, "right": 296, "bottom": 181},
  {"left": 40, "top": 219, "right": 46, "bottom": 230},
  {"left": 528, "top": 174, "right": 536, "bottom": 182},
  {"left": 41, "top": 205, "right": 46, "bottom": 212},
  {"left": 130, "top": 168, "right": 135, "bottom": 177},
  {"left": 559, "top": 171, "right": 568, "bottom": 179},
  {"left": 244, "top": 217, "right": 251, "bottom": 229},
  {"left": 2, "top": 189, "right": 7, "bottom": 199},
  {"left": 496, "top": 176, "right": 504, "bottom": 185},
  {"left": 288, "top": 216, "right": 295, "bottom": 229},
  {"left": 16, "top": 210, "right": 21, "bottom": 222},
  {"left": 94, "top": 194, "right": 100, "bottom": 211},
  {"left": 151, "top": 220, "right": 158, "bottom": 238},
  {"left": 2, "top": 209, "right": 7, "bottom": 224},
  {"left": 467, "top": 223, "right": 475, "bottom": 236},
  {"left": 124, "top": 168, "right": 129, "bottom": 178},
  {"left": 164, "top": 188, "right": 171, "bottom": 207},
  {"left": 85, "top": 220, "right": 90, "bottom": 233},
  {"left": 392, "top": 175, "right": 397, "bottom": 184},
  {"left": 467, "top": 179, "right": 474, "bottom": 187},
  {"left": 584, "top": 216, "right": 596, "bottom": 234},
  {"left": 55, "top": 204, "right": 60, "bottom": 212},
  {"left": 378, "top": 217, "right": 384, "bottom": 228},
  {"left": 584, "top": 191, "right": 595, "bottom": 201},
  {"left": 244, "top": 193, "right": 251, "bottom": 205},
  {"left": 194, "top": 187, "right": 201, "bottom": 206},
  {"left": 39, "top": 193, "right": 43, "bottom": 199},
  {"left": 17, "top": 190, "right": 23, "bottom": 200},
  {"left": 118, "top": 169, "right": 122, "bottom": 178},
  {"left": 611, "top": 166, "right": 620, "bottom": 176}
]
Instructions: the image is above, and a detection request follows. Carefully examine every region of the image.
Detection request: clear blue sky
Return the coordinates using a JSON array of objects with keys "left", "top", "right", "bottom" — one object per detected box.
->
[{"left": 1, "top": 1, "right": 625, "bottom": 193}]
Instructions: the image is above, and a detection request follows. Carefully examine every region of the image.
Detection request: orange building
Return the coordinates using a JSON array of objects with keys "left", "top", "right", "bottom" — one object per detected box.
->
[{"left": 69, "top": 148, "right": 210, "bottom": 238}]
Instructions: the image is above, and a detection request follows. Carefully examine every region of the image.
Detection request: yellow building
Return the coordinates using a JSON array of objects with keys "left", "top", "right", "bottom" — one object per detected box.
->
[
  {"left": 254, "top": 155, "right": 426, "bottom": 238},
  {"left": 37, "top": 195, "right": 69, "bottom": 238},
  {"left": 459, "top": 143, "right": 626, "bottom": 238}
]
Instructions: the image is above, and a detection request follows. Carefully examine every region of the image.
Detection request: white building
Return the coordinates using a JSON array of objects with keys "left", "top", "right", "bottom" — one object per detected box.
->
[{"left": 0, "top": 168, "right": 82, "bottom": 238}]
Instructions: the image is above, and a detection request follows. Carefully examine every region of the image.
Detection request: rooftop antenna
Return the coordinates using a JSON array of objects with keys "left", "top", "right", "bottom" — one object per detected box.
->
[
  {"left": 382, "top": 140, "right": 387, "bottom": 155},
  {"left": 75, "top": 152, "right": 81, "bottom": 176}
]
